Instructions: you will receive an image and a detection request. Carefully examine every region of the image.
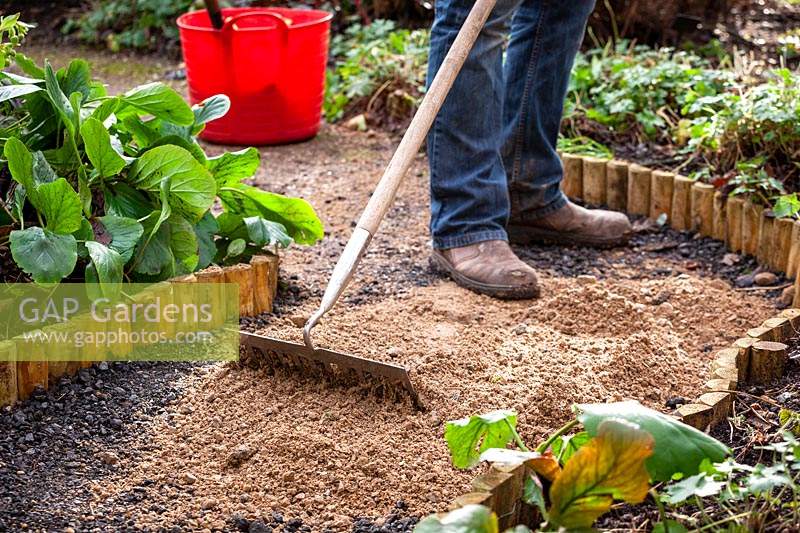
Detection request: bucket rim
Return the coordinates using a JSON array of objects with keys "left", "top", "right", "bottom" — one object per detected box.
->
[{"left": 177, "top": 7, "right": 333, "bottom": 32}]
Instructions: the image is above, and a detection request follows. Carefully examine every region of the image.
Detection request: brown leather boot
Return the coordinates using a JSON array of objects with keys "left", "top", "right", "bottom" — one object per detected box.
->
[
  {"left": 508, "top": 201, "right": 632, "bottom": 247},
  {"left": 430, "top": 240, "right": 540, "bottom": 299}
]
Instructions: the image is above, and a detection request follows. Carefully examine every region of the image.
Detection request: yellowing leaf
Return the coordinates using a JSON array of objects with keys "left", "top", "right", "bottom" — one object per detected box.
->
[
  {"left": 548, "top": 418, "right": 654, "bottom": 529},
  {"left": 528, "top": 452, "right": 562, "bottom": 482}
]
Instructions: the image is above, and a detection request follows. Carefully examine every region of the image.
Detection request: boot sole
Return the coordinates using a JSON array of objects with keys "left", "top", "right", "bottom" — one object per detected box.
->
[
  {"left": 507, "top": 224, "right": 631, "bottom": 249},
  {"left": 429, "top": 251, "right": 540, "bottom": 300}
]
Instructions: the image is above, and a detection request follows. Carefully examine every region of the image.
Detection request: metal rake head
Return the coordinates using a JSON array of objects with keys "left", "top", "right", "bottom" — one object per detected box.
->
[{"left": 239, "top": 331, "right": 422, "bottom": 409}]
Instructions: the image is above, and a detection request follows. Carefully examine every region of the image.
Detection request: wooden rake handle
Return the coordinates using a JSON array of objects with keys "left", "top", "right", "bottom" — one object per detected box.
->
[{"left": 304, "top": 0, "right": 498, "bottom": 349}]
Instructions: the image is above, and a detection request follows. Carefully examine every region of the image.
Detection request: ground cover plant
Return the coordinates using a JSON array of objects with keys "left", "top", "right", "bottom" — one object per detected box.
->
[
  {"left": 62, "top": 0, "right": 197, "bottom": 53},
  {"left": 325, "top": 19, "right": 428, "bottom": 128},
  {"left": 0, "top": 15, "right": 323, "bottom": 291},
  {"left": 420, "top": 401, "right": 800, "bottom": 532}
]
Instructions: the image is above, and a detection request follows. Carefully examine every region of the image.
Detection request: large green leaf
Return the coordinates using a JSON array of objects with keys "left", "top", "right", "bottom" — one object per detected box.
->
[
  {"left": 145, "top": 135, "right": 206, "bottom": 165},
  {"left": 0, "top": 84, "right": 41, "bottom": 103},
  {"left": 128, "top": 144, "right": 216, "bottom": 222},
  {"left": 58, "top": 59, "right": 91, "bottom": 102},
  {"left": 36, "top": 178, "right": 82, "bottom": 234},
  {"left": 85, "top": 241, "right": 124, "bottom": 300},
  {"left": 444, "top": 410, "right": 518, "bottom": 469},
  {"left": 32, "top": 151, "right": 58, "bottom": 185},
  {"left": 97, "top": 215, "right": 144, "bottom": 263},
  {"left": 120, "top": 82, "right": 194, "bottom": 126},
  {"left": 103, "top": 183, "right": 153, "bottom": 219},
  {"left": 169, "top": 214, "right": 199, "bottom": 274},
  {"left": 217, "top": 213, "right": 292, "bottom": 248},
  {"left": 44, "top": 60, "right": 76, "bottom": 135},
  {"left": 90, "top": 97, "right": 119, "bottom": 122},
  {"left": 218, "top": 183, "right": 323, "bottom": 245},
  {"left": 576, "top": 401, "right": 731, "bottom": 481},
  {"left": 415, "top": 505, "right": 500, "bottom": 533},
  {"left": 194, "top": 211, "right": 219, "bottom": 270},
  {"left": 207, "top": 147, "right": 260, "bottom": 187},
  {"left": 9, "top": 227, "right": 77, "bottom": 283},
  {"left": 74, "top": 217, "right": 94, "bottom": 259},
  {"left": 192, "top": 94, "right": 230, "bottom": 126},
  {"left": 4, "top": 137, "right": 35, "bottom": 193},
  {"left": 133, "top": 212, "right": 173, "bottom": 277},
  {"left": 81, "top": 117, "right": 126, "bottom": 178},
  {"left": 121, "top": 115, "right": 161, "bottom": 148}
]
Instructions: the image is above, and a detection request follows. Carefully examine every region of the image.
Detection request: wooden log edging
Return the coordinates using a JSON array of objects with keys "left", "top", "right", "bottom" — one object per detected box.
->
[
  {"left": 558, "top": 153, "right": 798, "bottom": 278},
  {"left": 0, "top": 256, "right": 280, "bottom": 409}
]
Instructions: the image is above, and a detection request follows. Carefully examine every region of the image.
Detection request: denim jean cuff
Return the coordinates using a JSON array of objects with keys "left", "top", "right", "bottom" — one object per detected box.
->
[
  {"left": 432, "top": 229, "right": 509, "bottom": 250},
  {"left": 510, "top": 190, "right": 568, "bottom": 222}
]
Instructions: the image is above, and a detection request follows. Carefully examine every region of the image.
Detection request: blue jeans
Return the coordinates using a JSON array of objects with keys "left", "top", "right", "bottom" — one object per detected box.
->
[{"left": 427, "top": 0, "right": 595, "bottom": 249}]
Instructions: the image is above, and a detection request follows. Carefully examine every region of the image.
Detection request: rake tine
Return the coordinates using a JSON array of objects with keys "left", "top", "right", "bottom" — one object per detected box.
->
[{"left": 238, "top": 332, "right": 422, "bottom": 409}]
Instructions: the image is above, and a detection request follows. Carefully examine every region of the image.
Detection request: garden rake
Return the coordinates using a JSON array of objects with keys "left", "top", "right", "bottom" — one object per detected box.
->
[{"left": 239, "top": 0, "right": 498, "bottom": 409}]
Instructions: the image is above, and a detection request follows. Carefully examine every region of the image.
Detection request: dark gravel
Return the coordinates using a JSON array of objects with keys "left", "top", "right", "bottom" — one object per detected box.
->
[{"left": 0, "top": 361, "right": 200, "bottom": 531}]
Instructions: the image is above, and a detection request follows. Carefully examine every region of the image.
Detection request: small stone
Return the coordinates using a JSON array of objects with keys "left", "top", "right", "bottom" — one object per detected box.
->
[
  {"left": 576, "top": 274, "right": 597, "bottom": 286},
  {"left": 721, "top": 253, "right": 740, "bottom": 266},
  {"left": 226, "top": 444, "right": 257, "bottom": 468},
  {"left": 780, "top": 286, "right": 795, "bottom": 306},
  {"left": 248, "top": 520, "right": 270, "bottom": 533},
  {"left": 180, "top": 472, "right": 198, "bottom": 485},
  {"left": 239, "top": 493, "right": 251, "bottom": 503},
  {"left": 657, "top": 302, "right": 675, "bottom": 317},
  {"left": 97, "top": 451, "right": 119, "bottom": 465},
  {"left": 98, "top": 361, "right": 109, "bottom": 371},
  {"left": 754, "top": 271, "right": 778, "bottom": 286},
  {"left": 201, "top": 498, "right": 217, "bottom": 510},
  {"left": 777, "top": 391, "right": 795, "bottom": 403},
  {"left": 387, "top": 346, "right": 401, "bottom": 358},
  {"left": 665, "top": 396, "right": 688, "bottom": 409},
  {"left": 735, "top": 274, "right": 754, "bottom": 288},
  {"left": 513, "top": 324, "right": 527, "bottom": 335},
  {"left": 344, "top": 113, "right": 367, "bottom": 131},
  {"left": 288, "top": 316, "right": 306, "bottom": 328}
]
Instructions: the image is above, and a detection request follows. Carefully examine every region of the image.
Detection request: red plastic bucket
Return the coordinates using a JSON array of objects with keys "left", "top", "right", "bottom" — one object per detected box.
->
[{"left": 177, "top": 7, "right": 332, "bottom": 145}]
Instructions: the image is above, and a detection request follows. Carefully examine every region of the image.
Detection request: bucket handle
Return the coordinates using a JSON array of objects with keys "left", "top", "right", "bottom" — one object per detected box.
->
[
  {"left": 223, "top": 11, "right": 289, "bottom": 83},
  {"left": 223, "top": 11, "right": 290, "bottom": 39}
]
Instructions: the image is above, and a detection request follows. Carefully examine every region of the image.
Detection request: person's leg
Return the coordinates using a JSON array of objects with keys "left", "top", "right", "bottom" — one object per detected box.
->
[
  {"left": 427, "top": 0, "right": 521, "bottom": 250},
  {"left": 500, "top": 0, "right": 632, "bottom": 246},
  {"left": 501, "top": 0, "right": 595, "bottom": 220},
  {"left": 427, "top": 0, "right": 540, "bottom": 299}
]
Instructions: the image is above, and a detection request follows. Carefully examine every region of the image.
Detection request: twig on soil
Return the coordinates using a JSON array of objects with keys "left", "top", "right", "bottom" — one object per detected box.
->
[
  {"left": 723, "top": 389, "right": 783, "bottom": 409},
  {"left": 734, "top": 283, "right": 791, "bottom": 292}
]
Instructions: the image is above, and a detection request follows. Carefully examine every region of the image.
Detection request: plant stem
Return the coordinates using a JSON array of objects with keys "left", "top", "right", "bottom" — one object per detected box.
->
[
  {"left": 650, "top": 488, "right": 667, "bottom": 526},
  {"left": 505, "top": 419, "right": 529, "bottom": 452},
  {"left": 697, "top": 512, "right": 753, "bottom": 531},
  {"left": 536, "top": 419, "right": 579, "bottom": 454}
]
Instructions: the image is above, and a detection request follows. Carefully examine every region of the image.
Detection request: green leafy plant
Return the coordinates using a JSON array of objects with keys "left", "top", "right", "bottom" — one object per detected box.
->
[
  {"left": 660, "top": 432, "right": 800, "bottom": 531},
  {"left": 62, "top": 0, "right": 198, "bottom": 53},
  {"left": 428, "top": 401, "right": 729, "bottom": 532},
  {"left": 325, "top": 20, "right": 428, "bottom": 124},
  {"left": 556, "top": 135, "right": 613, "bottom": 159},
  {"left": 0, "top": 13, "right": 32, "bottom": 69},
  {"left": 565, "top": 40, "right": 734, "bottom": 143},
  {"left": 0, "top": 45, "right": 323, "bottom": 291}
]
